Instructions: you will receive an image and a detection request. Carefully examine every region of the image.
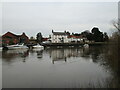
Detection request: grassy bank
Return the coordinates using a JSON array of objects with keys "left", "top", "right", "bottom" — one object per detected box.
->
[{"left": 105, "top": 32, "right": 120, "bottom": 88}]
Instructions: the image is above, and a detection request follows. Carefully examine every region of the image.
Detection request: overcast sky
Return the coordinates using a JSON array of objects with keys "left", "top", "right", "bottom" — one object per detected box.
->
[{"left": 2, "top": 2, "right": 118, "bottom": 37}]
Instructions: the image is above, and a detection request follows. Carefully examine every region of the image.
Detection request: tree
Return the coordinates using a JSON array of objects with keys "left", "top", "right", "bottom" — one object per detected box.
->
[
  {"left": 103, "top": 32, "right": 109, "bottom": 42},
  {"left": 36, "top": 32, "right": 42, "bottom": 44},
  {"left": 30, "top": 36, "right": 35, "bottom": 40},
  {"left": 86, "top": 33, "right": 94, "bottom": 41},
  {"left": 112, "top": 19, "right": 120, "bottom": 32},
  {"left": 81, "top": 30, "right": 94, "bottom": 41},
  {"left": 91, "top": 27, "right": 104, "bottom": 42}
]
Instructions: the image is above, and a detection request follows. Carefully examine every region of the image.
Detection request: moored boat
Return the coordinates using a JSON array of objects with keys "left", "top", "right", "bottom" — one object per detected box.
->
[
  {"left": 7, "top": 43, "right": 28, "bottom": 50},
  {"left": 0, "top": 47, "right": 2, "bottom": 51},
  {"left": 32, "top": 44, "right": 44, "bottom": 50}
]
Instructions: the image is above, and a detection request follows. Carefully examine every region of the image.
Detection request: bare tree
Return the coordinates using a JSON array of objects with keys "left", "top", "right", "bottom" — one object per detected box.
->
[{"left": 112, "top": 19, "right": 120, "bottom": 32}]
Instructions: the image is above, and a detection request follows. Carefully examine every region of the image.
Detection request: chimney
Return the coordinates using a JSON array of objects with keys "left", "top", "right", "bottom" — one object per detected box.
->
[
  {"left": 52, "top": 30, "right": 54, "bottom": 33},
  {"left": 22, "top": 32, "right": 25, "bottom": 35}
]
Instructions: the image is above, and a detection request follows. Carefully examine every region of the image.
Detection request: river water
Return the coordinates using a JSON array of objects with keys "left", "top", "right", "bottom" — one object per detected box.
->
[{"left": 1, "top": 46, "right": 118, "bottom": 88}]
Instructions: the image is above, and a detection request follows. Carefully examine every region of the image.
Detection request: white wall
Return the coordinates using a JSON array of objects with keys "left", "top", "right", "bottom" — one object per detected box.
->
[
  {"left": 51, "top": 34, "right": 87, "bottom": 43},
  {"left": 51, "top": 34, "right": 69, "bottom": 43}
]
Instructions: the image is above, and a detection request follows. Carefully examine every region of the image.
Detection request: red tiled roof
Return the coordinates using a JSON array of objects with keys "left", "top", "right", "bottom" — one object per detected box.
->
[
  {"left": 2, "top": 32, "right": 28, "bottom": 38},
  {"left": 68, "top": 35, "right": 83, "bottom": 38},
  {"left": 42, "top": 38, "right": 49, "bottom": 41},
  {"left": 2, "top": 32, "right": 18, "bottom": 37}
]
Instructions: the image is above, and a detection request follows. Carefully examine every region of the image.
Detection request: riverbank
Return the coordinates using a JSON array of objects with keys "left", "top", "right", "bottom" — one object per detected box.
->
[{"left": 41, "top": 42, "right": 108, "bottom": 47}]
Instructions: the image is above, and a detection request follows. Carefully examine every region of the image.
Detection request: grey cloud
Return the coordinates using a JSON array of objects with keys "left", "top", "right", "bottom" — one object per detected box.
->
[{"left": 2, "top": 2, "right": 117, "bottom": 37}]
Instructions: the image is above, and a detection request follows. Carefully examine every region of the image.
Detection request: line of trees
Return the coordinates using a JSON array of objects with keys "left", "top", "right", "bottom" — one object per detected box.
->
[
  {"left": 81, "top": 27, "right": 109, "bottom": 42},
  {"left": 30, "top": 27, "right": 109, "bottom": 44}
]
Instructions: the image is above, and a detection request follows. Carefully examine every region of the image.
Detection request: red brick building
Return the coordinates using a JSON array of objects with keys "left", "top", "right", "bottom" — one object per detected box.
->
[{"left": 2, "top": 32, "right": 29, "bottom": 45}]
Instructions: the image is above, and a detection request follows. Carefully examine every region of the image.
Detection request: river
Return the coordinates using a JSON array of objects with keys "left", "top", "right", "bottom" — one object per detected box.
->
[{"left": 1, "top": 45, "right": 119, "bottom": 88}]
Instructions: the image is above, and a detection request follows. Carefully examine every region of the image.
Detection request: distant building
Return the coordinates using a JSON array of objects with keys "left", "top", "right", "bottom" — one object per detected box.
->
[
  {"left": 50, "top": 30, "right": 89, "bottom": 43},
  {"left": 29, "top": 38, "right": 37, "bottom": 44},
  {"left": 2, "top": 32, "right": 29, "bottom": 45},
  {"left": 68, "top": 34, "right": 84, "bottom": 43},
  {"left": 42, "top": 37, "right": 49, "bottom": 42},
  {"left": 50, "top": 30, "right": 69, "bottom": 43}
]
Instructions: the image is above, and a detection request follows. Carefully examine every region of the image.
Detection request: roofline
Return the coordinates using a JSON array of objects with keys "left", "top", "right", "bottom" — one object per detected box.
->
[{"left": 2, "top": 32, "right": 28, "bottom": 38}]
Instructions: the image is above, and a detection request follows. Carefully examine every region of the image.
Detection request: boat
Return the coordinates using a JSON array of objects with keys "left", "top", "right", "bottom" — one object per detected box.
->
[
  {"left": 7, "top": 43, "right": 28, "bottom": 50},
  {"left": 0, "top": 47, "right": 2, "bottom": 51},
  {"left": 32, "top": 44, "right": 44, "bottom": 50}
]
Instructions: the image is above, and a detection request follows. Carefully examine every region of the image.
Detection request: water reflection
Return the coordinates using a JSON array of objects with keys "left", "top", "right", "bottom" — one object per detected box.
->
[
  {"left": 46, "top": 46, "right": 107, "bottom": 64},
  {"left": 2, "top": 49, "right": 29, "bottom": 63},
  {"left": 48, "top": 48, "right": 83, "bottom": 64},
  {"left": 36, "top": 50, "right": 43, "bottom": 59},
  {"left": 2, "top": 46, "right": 119, "bottom": 88},
  {"left": 2, "top": 46, "right": 110, "bottom": 65}
]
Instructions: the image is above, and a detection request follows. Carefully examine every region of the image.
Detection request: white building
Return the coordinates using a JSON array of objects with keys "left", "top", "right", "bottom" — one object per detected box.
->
[
  {"left": 50, "top": 30, "right": 89, "bottom": 43},
  {"left": 50, "top": 30, "right": 69, "bottom": 43},
  {"left": 67, "top": 35, "right": 87, "bottom": 43}
]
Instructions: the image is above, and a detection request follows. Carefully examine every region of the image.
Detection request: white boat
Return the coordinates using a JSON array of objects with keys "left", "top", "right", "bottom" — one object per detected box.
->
[
  {"left": 7, "top": 43, "right": 28, "bottom": 50},
  {"left": 32, "top": 44, "right": 44, "bottom": 50},
  {"left": 0, "top": 47, "right": 2, "bottom": 51}
]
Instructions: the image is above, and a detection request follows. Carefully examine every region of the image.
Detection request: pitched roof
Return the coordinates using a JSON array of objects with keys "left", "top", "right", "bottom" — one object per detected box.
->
[
  {"left": 68, "top": 35, "right": 83, "bottom": 38},
  {"left": 2, "top": 32, "right": 18, "bottom": 37},
  {"left": 52, "top": 30, "right": 68, "bottom": 35},
  {"left": 53, "top": 32, "right": 67, "bottom": 35},
  {"left": 2, "top": 32, "right": 28, "bottom": 38}
]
